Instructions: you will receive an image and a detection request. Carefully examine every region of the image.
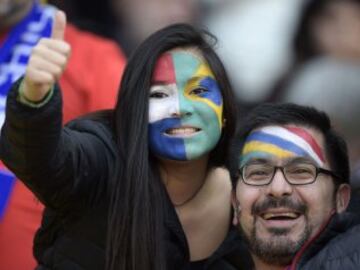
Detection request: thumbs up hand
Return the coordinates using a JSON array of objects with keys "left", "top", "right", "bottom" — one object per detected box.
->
[{"left": 23, "top": 10, "right": 71, "bottom": 102}]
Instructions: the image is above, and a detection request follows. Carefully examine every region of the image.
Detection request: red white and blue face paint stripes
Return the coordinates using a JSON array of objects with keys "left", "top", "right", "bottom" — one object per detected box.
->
[{"left": 241, "top": 126, "right": 325, "bottom": 167}]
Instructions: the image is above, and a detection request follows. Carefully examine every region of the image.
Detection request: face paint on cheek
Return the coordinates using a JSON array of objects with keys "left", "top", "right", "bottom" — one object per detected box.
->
[
  {"left": 149, "top": 98, "right": 189, "bottom": 160},
  {"left": 180, "top": 83, "right": 223, "bottom": 160},
  {"left": 183, "top": 61, "right": 224, "bottom": 128},
  {"left": 172, "top": 51, "right": 224, "bottom": 159},
  {"left": 148, "top": 52, "right": 188, "bottom": 160},
  {"left": 196, "top": 77, "right": 223, "bottom": 128},
  {"left": 148, "top": 118, "right": 187, "bottom": 160},
  {"left": 240, "top": 126, "right": 325, "bottom": 167}
]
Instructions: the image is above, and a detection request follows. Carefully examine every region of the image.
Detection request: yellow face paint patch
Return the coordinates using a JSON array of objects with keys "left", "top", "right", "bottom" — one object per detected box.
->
[
  {"left": 242, "top": 141, "right": 296, "bottom": 159},
  {"left": 183, "top": 61, "right": 223, "bottom": 128}
]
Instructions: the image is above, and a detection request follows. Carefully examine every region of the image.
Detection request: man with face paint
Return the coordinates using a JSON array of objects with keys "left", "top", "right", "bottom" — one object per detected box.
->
[{"left": 227, "top": 103, "right": 360, "bottom": 270}]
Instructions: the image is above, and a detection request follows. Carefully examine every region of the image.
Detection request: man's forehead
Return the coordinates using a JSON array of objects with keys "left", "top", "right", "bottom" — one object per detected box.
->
[{"left": 240, "top": 125, "right": 326, "bottom": 167}]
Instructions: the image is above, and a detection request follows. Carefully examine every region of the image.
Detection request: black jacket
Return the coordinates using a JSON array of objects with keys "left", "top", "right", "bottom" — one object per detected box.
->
[
  {"left": 0, "top": 81, "right": 243, "bottom": 270},
  {"left": 293, "top": 212, "right": 360, "bottom": 270}
]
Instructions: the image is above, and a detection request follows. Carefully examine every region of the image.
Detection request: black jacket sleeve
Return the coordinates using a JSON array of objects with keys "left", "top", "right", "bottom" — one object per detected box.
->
[{"left": 0, "top": 79, "right": 117, "bottom": 211}]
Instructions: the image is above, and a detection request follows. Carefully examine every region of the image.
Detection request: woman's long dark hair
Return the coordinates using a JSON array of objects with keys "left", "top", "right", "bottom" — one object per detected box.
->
[{"left": 106, "top": 23, "right": 237, "bottom": 270}]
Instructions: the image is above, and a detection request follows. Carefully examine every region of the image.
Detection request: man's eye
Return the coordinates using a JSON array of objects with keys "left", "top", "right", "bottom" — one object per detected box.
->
[
  {"left": 149, "top": 92, "right": 168, "bottom": 98},
  {"left": 190, "top": 87, "right": 208, "bottom": 96},
  {"left": 250, "top": 170, "right": 271, "bottom": 177},
  {"left": 292, "top": 168, "right": 311, "bottom": 174},
  {"left": 287, "top": 167, "right": 314, "bottom": 176},
  {"left": 245, "top": 168, "right": 272, "bottom": 179}
]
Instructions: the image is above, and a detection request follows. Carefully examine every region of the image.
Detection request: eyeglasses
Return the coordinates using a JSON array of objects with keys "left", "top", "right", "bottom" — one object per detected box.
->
[{"left": 238, "top": 162, "right": 340, "bottom": 186}]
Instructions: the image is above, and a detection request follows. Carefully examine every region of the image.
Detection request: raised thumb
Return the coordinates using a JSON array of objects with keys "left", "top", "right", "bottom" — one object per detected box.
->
[{"left": 51, "top": 10, "right": 66, "bottom": 40}]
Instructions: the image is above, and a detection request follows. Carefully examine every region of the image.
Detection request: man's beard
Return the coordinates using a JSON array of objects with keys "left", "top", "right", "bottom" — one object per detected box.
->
[
  {"left": 241, "top": 196, "right": 312, "bottom": 266},
  {"left": 249, "top": 223, "right": 311, "bottom": 266}
]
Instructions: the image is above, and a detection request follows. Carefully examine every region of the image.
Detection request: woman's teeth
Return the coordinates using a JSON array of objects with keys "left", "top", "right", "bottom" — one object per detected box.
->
[{"left": 166, "top": 127, "right": 200, "bottom": 135}]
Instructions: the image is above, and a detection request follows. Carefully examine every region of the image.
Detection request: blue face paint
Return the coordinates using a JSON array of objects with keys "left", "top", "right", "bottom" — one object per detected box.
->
[
  {"left": 197, "top": 77, "right": 223, "bottom": 106},
  {"left": 148, "top": 118, "right": 186, "bottom": 160}
]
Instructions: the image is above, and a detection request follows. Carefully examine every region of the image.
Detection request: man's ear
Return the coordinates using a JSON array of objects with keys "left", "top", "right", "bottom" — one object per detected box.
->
[
  {"left": 231, "top": 190, "right": 241, "bottom": 226},
  {"left": 336, "top": 184, "right": 351, "bottom": 213}
]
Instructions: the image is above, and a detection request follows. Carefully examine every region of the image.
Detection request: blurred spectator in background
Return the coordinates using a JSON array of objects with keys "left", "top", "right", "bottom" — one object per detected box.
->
[
  {"left": 205, "top": 0, "right": 303, "bottom": 104},
  {"left": 270, "top": 0, "right": 360, "bottom": 100},
  {"left": 110, "top": 0, "right": 203, "bottom": 55},
  {"left": 0, "top": 0, "right": 126, "bottom": 269},
  {"left": 50, "top": 0, "right": 204, "bottom": 56},
  {"left": 268, "top": 0, "right": 360, "bottom": 212}
]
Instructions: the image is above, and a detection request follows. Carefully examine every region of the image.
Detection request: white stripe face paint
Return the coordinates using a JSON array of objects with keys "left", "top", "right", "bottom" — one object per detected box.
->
[
  {"left": 260, "top": 126, "right": 324, "bottom": 166},
  {"left": 149, "top": 83, "right": 180, "bottom": 123}
]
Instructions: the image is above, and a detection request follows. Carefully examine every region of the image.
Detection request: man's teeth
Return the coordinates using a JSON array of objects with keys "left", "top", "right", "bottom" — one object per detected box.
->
[
  {"left": 262, "top": 212, "right": 299, "bottom": 220},
  {"left": 167, "top": 127, "right": 200, "bottom": 135}
]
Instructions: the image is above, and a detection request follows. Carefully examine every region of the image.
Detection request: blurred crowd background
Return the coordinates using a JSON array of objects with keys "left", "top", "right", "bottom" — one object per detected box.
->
[
  {"left": 48, "top": 0, "right": 360, "bottom": 194},
  {"left": 1, "top": 0, "right": 359, "bottom": 268}
]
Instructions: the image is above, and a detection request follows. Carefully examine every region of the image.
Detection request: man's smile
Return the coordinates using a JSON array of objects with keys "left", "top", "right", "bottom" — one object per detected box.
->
[
  {"left": 257, "top": 208, "right": 304, "bottom": 229},
  {"left": 260, "top": 208, "right": 302, "bottom": 220}
]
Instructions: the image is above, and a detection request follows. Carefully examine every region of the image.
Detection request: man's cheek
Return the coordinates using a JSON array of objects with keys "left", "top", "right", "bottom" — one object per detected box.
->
[{"left": 240, "top": 215, "right": 254, "bottom": 238}]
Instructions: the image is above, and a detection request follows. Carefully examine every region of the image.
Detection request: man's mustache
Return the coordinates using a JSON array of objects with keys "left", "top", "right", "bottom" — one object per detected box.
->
[{"left": 252, "top": 197, "right": 307, "bottom": 215}]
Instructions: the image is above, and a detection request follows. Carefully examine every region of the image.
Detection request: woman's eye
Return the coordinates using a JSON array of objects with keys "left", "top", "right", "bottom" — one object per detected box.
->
[
  {"left": 190, "top": 87, "right": 208, "bottom": 96},
  {"left": 149, "top": 92, "right": 168, "bottom": 98}
]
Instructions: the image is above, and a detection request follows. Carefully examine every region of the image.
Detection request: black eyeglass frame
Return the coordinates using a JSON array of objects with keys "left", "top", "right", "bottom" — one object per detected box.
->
[{"left": 238, "top": 164, "right": 341, "bottom": 186}]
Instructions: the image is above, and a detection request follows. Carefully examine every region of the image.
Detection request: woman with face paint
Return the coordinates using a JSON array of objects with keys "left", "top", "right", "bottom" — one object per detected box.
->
[{"left": 0, "top": 13, "right": 242, "bottom": 270}]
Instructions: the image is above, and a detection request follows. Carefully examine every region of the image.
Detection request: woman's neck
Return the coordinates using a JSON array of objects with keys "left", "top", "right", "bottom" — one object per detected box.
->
[{"left": 159, "top": 156, "right": 209, "bottom": 207}]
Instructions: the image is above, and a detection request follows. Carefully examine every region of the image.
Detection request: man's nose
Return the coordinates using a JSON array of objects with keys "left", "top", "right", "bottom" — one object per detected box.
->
[{"left": 265, "top": 169, "right": 293, "bottom": 198}]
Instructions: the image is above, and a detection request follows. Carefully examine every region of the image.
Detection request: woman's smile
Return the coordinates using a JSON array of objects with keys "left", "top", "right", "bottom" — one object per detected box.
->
[{"left": 165, "top": 126, "right": 202, "bottom": 137}]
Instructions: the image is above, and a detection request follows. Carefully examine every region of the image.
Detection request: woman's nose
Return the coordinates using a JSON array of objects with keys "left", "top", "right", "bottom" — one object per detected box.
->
[{"left": 170, "top": 93, "right": 194, "bottom": 118}]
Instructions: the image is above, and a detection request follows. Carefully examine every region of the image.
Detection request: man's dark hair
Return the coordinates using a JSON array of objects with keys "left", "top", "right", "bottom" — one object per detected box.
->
[
  {"left": 228, "top": 103, "right": 349, "bottom": 189},
  {"left": 105, "top": 23, "right": 237, "bottom": 270}
]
